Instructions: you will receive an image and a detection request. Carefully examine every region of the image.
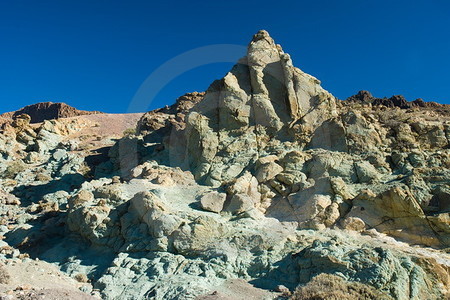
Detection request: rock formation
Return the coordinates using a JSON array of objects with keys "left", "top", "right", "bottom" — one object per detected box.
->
[
  {"left": 1, "top": 30, "right": 450, "bottom": 299},
  {"left": 0, "top": 102, "right": 102, "bottom": 126},
  {"left": 346, "top": 90, "right": 449, "bottom": 110}
]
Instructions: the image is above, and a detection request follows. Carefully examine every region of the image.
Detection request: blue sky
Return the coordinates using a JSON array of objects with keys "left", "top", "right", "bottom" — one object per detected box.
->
[{"left": 1, "top": 0, "right": 450, "bottom": 113}]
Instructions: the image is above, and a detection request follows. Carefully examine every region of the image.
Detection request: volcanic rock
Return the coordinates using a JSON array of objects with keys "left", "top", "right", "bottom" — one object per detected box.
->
[{"left": 0, "top": 102, "right": 102, "bottom": 124}]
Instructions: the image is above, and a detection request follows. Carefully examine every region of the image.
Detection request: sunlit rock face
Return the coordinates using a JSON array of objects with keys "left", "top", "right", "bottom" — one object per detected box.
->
[
  {"left": 134, "top": 30, "right": 450, "bottom": 251},
  {"left": 165, "top": 30, "right": 337, "bottom": 186}
]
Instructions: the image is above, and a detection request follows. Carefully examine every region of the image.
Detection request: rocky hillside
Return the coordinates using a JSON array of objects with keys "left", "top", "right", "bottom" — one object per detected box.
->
[
  {"left": 0, "top": 102, "right": 103, "bottom": 126},
  {"left": 0, "top": 30, "right": 449, "bottom": 300}
]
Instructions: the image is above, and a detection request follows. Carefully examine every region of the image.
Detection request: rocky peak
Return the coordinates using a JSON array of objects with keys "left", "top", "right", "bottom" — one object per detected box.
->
[
  {"left": 157, "top": 30, "right": 338, "bottom": 184},
  {"left": 246, "top": 30, "right": 336, "bottom": 129},
  {"left": 346, "top": 90, "right": 374, "bottom": 103},
  {"left": 131, "top": 30, "right": 450, "bottom": 250},
  {"left": 193, "top": 30, "right": 336, "bottom": 131}
]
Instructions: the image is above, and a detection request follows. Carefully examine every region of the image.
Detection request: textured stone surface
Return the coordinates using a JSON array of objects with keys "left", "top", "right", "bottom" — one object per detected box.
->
[{"left": 200, "top": 191, "right": 227, "bottom": 213}]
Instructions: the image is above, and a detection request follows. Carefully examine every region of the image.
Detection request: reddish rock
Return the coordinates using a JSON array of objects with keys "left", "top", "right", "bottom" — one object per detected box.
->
[
  {"left": 345, "top": 90, "right": 374, "bottom": 103},
  {"left": 0, "top": 102, "right": 102, "bottom": 124},
  {"left": 346, "top": 91, "right": 449, "bottom": 111}
]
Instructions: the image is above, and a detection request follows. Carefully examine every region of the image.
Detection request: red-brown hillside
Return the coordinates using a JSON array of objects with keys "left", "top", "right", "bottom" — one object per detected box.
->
[{"left": 0, "top": 102, "right": 103, "bottom": 124}]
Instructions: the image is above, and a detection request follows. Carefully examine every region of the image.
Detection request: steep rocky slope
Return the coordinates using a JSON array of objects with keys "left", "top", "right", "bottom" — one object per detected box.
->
[{"left": 0, "top": 30, "right": 449, "bottom": 299}]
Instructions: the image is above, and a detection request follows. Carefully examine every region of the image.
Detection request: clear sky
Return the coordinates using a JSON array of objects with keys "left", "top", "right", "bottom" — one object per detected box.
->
[{"left": 1, "top": 0, "right": 450, "bottom": 114}]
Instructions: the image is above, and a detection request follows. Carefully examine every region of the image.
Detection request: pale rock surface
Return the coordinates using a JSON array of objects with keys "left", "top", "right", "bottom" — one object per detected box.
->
[
  {"left": 348, "top": 187, "right": 441, "bottom": 246},
  {"left": 200, "top": 191, "right": 227, "bottom": 213},
  {"left": 340, "top": 216, "right": 366, "bottom": 232}
]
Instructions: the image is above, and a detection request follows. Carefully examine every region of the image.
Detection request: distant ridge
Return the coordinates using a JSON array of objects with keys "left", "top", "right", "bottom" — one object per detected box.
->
[
  {"left": 345, "top": 90, "right": 449, "bottom": 109},
  {"left": 0, "top": 102, "right": 103, "bottom": 124}
]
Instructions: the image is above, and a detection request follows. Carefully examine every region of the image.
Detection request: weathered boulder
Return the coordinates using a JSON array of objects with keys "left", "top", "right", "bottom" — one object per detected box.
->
[
  {"left": 225, "top": 194, "right": 254, "bottom": 214},
  {"left": 255, "top": 162, "right": 284, "bottom": 183},
  {"left": 346, "top": 187, "right": 440, "bottom": 246},
  {"left": 287, "top": 192, "right": 339, "bottom": 230},
  {"left": 199, "top": 191, "right": 227, "bottom": 213},
  {"left": 340, "top": 216, "right": 366, "bottom": 232},
  {"left": 129, "top": 191, "right": 182, "bottom": 239}
]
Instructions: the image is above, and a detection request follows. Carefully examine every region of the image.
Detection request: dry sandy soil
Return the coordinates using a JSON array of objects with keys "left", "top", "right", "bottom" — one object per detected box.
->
[
  {"left": 0, "top": 259, "right": 98, "bottom": 299},
  {"left": 196, "top": 279, "right": 278, "bottom": 300}
]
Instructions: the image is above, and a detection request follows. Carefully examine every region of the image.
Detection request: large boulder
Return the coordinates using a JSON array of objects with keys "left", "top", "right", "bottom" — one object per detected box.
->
[{"left": 346, "top": 187, "right": 440, "bottom": 246}]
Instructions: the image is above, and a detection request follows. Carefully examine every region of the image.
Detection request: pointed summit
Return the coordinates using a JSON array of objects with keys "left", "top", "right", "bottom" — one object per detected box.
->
[
  {"left": 248, "top": 29, "right": 284, "bottom": 56},
  {"left": 173, "top": 30, "right": 338, "bottom": 184},
  {"left": 239, "top": 30, "right": 337, "bottom": 129},
  {"left": 247, "top": 30, "right": 281, "bottom": 67},
  {"left": 192, "top": 30, "right": 336, "bottom": 130},
  {"left": 251, "top": 29, "right": 272, "bottom": 42}
]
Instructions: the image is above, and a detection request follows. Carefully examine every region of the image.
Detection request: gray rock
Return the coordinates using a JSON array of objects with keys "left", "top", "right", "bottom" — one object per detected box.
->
[
  {"left": 225, "top": 194, "right": 254, "bottom": 214},
  {"left": 294, "top": 238, "right": 444, "bottom": 300},
  {"left": 255, "top": 162, "right": 283, "bottom": 183},
  {"left": 199, "top": 191, "right": 227, "bottom": 213},
  {"left": 2, "top": 30, "right": 450, "bottom": 300},
  {"left": 354, "top": 161, "right": 381, "bottom": 183},
  {"left": 347, "top": 187, "right": 440, "bottom": 246},
  {"left": 340, "top": 216, "right": 366, "bottom": 232}
]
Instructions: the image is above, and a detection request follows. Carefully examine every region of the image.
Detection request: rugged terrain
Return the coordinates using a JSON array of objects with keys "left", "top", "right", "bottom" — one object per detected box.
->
[{"left": 0, "top": 30, "right": 449, "bottom": 299}]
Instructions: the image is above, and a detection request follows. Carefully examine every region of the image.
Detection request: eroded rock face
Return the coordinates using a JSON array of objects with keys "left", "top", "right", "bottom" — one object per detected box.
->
[
  {"left": 348, "top": 187, "right": 440, "bottom": 246},
  {"left": 193, "top": 30, "right": 334, "bottom": 181},
  {"left": 199, "top": 191, "right": 227, "bottom": 213},
  {"left": 125, "top": 30, "right": 450, "bottom": 250},
  {"left": 133, "top": 30, "right": 337, "bottom": 187}
]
